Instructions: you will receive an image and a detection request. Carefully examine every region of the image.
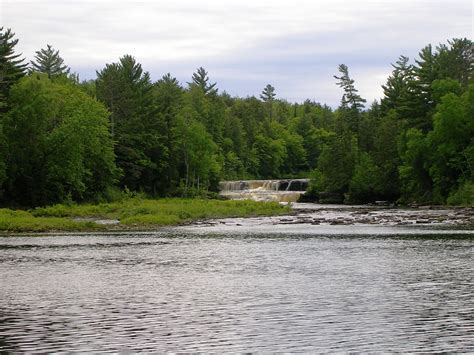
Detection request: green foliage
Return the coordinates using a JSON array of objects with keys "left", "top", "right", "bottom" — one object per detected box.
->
[
  {"left": 1, "top": 31, "right": 472, "bottom": 208},
  {"left": 348, "top": 153, "right": 380, "bottom": 203},
  {"left": 431, "top": 79, "right": 462, "bottom": 104},
  {"left": 428, "top": 84, "right": 474, "bottom": 202},
  {"left": 2, "top": 74, "right": 117, "bottom": 206},
  {"left": 371, "top": 110, "right": 401, "bottom": 200},
  {"left": 96, "top": 55, "right": 166, "bottom": 194},
  {"left": 223, "top": 150, "right": 244, "bottom": 180},
  {"left": 315, "top": 130, "right": 357, "bottom": 193},
  {"left": 4, "top": 198, "right": 289, "bottom": 232},
  {"left": 188, "top": 67, "right": 217, "bottom": 95},
  {"left": 0, "top": 124, "right": 7, "bottom": 192},
  {"left": 177, "top": 100, "right": 220, "bottom": 190},
  {"left": 30, "top": 44, "right": 70, "bottom": 78},
  {"left": 260, "top": 84, "right": 276, "bottom": 102},
  {"left": 399, "top": 128, "right": 432, "bottom": 203},
  {"left": 0, "top": 27, "right": 28, "bottom": 108},
  {"left": 334, "top": 64, "right": 366, "bottom": 111},
  {"left": 253, "top": 134, "right": 286, "bottom": 178},
  {"left": 381, "top": 55, "right": 415, "bottom": 116},
  {"left": 152, "top": 73, "right": 183, "bottom": 190},
  {"left": 447, "top": 181, "right": 474, "bottom": 206}
]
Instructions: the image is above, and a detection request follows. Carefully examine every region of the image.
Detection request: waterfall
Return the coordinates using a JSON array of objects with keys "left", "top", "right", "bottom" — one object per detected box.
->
[{"left": 219, "top": 179, "right": 309, "bottom": 202}]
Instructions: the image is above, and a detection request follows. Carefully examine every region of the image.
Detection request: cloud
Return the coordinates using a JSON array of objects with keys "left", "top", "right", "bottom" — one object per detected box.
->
[{"left": 2, "top": 0, "right": 472, "bottom": 106}]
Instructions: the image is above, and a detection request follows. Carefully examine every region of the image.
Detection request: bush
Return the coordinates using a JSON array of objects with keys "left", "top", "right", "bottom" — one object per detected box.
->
[
  {"left": 348, "top": 153, "right": 380, "bottom": 203},
  {"left": 447, "top": 181, "right": 474, "bottom": 206}
]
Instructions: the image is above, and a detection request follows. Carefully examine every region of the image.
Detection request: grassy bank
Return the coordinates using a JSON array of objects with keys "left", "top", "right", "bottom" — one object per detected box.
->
[{"left": 0, "top": 198, "right": 290, "bottom": 233}]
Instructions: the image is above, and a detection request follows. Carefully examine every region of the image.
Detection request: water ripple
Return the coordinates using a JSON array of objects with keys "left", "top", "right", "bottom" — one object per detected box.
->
[{"left": 0, "top": 233, "right": 473, "bottom": 352}]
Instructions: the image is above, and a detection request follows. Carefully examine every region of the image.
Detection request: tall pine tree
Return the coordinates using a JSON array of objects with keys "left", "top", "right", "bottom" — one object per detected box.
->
[
  {"left": 30, "top": 44, "right": 70, "bottom": 78},
  {"left": 0, "top": 27, "right": 28, "bottom": 108},
  {"left": 188, "top": 67, "right": 217, "bottom": 95}
]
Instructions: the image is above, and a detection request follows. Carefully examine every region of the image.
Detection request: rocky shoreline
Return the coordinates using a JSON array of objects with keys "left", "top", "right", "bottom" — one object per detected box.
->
[
  {"left": 284, "top": 204, "right": 473, "bottom": 226},
  {"left": 194, "top": 204, "right": 474, "bottom": 227}
]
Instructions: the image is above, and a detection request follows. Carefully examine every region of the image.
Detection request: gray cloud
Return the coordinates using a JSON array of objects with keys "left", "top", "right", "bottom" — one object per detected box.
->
[{"left": 2, "top": 0, "right": 472, "bottom": 106}]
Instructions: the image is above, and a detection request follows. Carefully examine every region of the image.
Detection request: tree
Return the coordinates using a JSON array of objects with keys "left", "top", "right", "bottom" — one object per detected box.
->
[
  {"left": 435, "top": 38, "right": 473, "bottom": 88},
  {"left": 0, "top": 27, "right": 28, "bottom": 107},
  {"left": 260, "top": 84, "right": 276, "bottom": 102},
  {"left": 398, "top": 128, "right": 432, "bottom": 203},
  {"left": 315, "top": 129, "right": 357, "bottom": 194},
  {"left": 30, "top": 44, "right": 70, "bottom": 78},
  {"left": 268, "top": 121, "right": 307, "bottom": 174},
  {"left": 334, "top": 64, "right": 366, "bottom": 111},
  {"left": 253, "top": 134, "right": 286, "bottom": 178},
  {"left": 349, "top": 153, "right": 381, "bottom": 203},
  {"left": 2, "top": 74, "right": 117, "bottom": 206},
  {"left": 371, "top": 110, "right": 401, "bottom": 200},
  {"left": 96, "top": 62, "right": 122, "bottom": 136},
  {"left": 427, "top": 84, "right": 474, "bottom": 202},
  {"left": 380, "top": 55, "right": 418, "bottom": 118},
  {"left": 0, "top": 124, "right": 7, "bottom": 195},
  {"left": 177, "top": 98, "right": 220, "bottom": 191},
  {"left": 96, "top": 55, "right": 163, "bottom": 193},
  {"left": 188, "top": 67, "right": 217, "bottom": 95},
  {"left": 260, "top": 84, "right": 276, "bottom": 120},
  {"left": 334, "top": 64, "right": 366, "bottom": 155},
  {"left": 153, "top": 73, "right": 184, "bottom": 191}
]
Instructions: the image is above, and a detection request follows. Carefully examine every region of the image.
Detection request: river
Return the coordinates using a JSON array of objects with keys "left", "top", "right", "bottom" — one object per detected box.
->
[{"left": 1, "top": 212, "right": 473, "bottom": 352}]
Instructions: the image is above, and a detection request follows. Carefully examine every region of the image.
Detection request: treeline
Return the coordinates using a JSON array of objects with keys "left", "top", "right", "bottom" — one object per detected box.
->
[{"left": 0, "top": 27, "right": 472, "bottom": 206}]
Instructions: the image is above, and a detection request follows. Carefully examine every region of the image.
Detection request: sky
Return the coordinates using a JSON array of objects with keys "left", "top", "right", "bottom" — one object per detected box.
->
[{"left": 1, "top": 0, "right": 472, "bottom": 107}]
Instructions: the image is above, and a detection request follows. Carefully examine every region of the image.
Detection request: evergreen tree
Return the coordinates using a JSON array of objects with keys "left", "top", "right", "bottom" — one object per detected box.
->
[
  {"left": 334, "top": 64, "right": 365, "bottom": 157},
  {"left": 435, "top": 38, "right": 473, "bottom": 88},
  {"left": 411, "top": 44, "right": 439, "bottom": 130},
  {"left": 177, "top": 92, "right": 220, "bottom": 191},
  {"left": 30, "top": 44, "right": 70, "bottom": 78},
  {"left": 0, "top": 27, "right": 28, "bottom": 107},
  {"left": 153, "top": 73, "right": 184, "bottom": 191},
  {"left": 260, "top": 84, "right": 276, "bottom": 102},
  {"left": 188, "top": 67, "right": 217, "bottom": 95},
  {"left": 380, "top": 55, "right": 417, "bottom": 117},
  {"left": 260, "top": 84, "right": 276, "bottom": 120},
  {"left": 334, "top": 64, "right": 366, "bottom": 111},
  {"left": 315, "top": 128, "right": 357, "bottom": 194},
  {"left": 96, "top": 55, "right": 164, "bottom": 193}
]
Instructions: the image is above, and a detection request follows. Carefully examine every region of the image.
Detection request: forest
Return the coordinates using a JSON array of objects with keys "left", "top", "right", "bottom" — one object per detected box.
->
[{"left": 0, "top": 27, "right": 472, "bottom": 207}]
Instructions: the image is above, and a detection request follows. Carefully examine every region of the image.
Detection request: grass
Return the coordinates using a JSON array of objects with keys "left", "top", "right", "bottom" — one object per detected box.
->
[
  {"left": 0, "top": 198, "right": 290, "bottom": 233},
  {"left": 0, "top": 209, "right": 104, "bottom": 232}
]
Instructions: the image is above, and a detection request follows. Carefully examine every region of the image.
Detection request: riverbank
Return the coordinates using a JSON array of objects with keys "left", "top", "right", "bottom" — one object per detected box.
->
[
  {"left": 182, "top": 203, "right": 474, "bottom": 234},
  {"left": 1, "top": 199, "right": 472, "bottom": 234},
  {"left": 0, "top": 198, "right": 290, "bottom": 233}
]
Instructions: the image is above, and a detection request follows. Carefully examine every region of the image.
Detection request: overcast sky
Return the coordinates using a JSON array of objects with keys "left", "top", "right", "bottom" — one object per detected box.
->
[{"left": 2, "top": 0, "right": 472, "bottom": 106}]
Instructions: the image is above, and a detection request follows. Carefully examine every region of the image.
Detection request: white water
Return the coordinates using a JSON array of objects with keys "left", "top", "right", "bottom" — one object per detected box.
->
[{"left": 219, "top": 179, "right": 309, "bottom": 202}]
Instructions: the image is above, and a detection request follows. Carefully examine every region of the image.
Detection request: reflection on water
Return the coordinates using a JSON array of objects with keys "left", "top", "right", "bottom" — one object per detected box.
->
[{"left": 0, "top": 231, "right": 473, "bottom": 352}]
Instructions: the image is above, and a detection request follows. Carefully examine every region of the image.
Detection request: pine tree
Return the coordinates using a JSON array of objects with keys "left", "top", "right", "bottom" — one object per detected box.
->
[
  {"left": 334, "top": 64, "right": 366, "bottom": 110},
  {"left": 435, "top": 38, "right": 473, "bottom": 88},
  {"left": 96, "top": 55, "right": 163, "bottom": 193},
  {"left": 153, "top": 73, "right": 184, "bottom": 190},
  {"left": 0, "top": 27, "right": 28, "bottom": 106},
  {"left": 260, "top": 84, "right": 276, "bottom": 120},
  {"left": 334, "top": 64, "right": 365, "bottom": 155},
  {"left": 31, "top": 44, "right": 70, "bottom": 78},
  {"left": 188, "top": 67, "right": 217, "bottom": 95},
  {"left": 381, "top": 56, "right": 413, "bottom": 115},
  {"left": 260, "top": 84, "right": 276, "bottom": 102}
]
